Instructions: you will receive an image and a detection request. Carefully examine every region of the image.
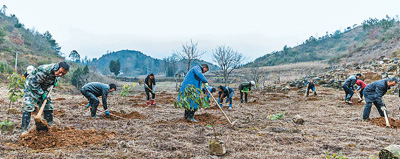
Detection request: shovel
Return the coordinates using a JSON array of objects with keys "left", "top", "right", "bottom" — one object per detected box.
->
[
  {"left": 354, "top": 90, "right": 363, "bottom": 103},
  {"left": 34, "top": 86, "right": 54, "bottom": 131},
  {"left": 207, "top": 88, "right": 237, "bottom": 126}
]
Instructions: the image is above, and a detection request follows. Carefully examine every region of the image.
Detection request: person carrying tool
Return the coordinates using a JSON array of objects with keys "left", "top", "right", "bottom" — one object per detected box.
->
[
  {"left": 81, "top": 82, "right": 116, "bottom": 118},
  {"left": 239, "top": 81, "right": 255, "bottom": 103},
  {"left": 218, "top": 85, "right": 235, "bottom": 109},
  {"left": 144, "top": 73, "right": 156, "bottom": 106},
  {"left": 178, "top": 64, "right": 209, "bottom": 122},
  {"left": 342, "top": 73, "right": 362, "bottom": 104},
  {"left": 202, "top": 86, "right": 216, "bottom": 102},
  {"left": 21, "top": 62, "right": 70, "bottom": 134},
  {"left": 305, "top": 80, "right": 317, "bottom": 97},
  {"left": 362, "top": 77, "right": 398, "bottom": 121},
  {"left": 355, "top": 79, "right": 367, "bottom": 102}
]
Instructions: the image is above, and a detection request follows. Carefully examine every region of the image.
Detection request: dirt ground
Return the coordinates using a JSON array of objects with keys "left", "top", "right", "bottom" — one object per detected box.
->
[{"left": 1, "top": 83, "right": 400, "bottom": 158}]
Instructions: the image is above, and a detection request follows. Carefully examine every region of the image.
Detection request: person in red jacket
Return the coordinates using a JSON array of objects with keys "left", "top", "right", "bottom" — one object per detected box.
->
[{"left": 355, "top": 79, "right": 367, "bottom": 102}]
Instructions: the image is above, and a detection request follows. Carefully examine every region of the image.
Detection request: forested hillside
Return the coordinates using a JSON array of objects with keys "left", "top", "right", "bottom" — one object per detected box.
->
[
  {"left": 0, "top": 8, "right": 63, "bottom": 74},
  {"left": 88, "top": 50, "right": 219, "bottom": 77},
  {"left": 246, "top": 15, "right": 400, "bottom": 67}
]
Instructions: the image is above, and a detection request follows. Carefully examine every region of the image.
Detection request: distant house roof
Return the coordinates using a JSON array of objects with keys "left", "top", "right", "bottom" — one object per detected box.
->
[{"left": 174, "top": 69, "right": 186, "bottom": 76}]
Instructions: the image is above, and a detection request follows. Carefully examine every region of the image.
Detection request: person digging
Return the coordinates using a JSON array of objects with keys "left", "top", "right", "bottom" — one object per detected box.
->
[
  {"left": 144, "top": 73, "right": 156, "bottom": 106},
  {"left": 218, "top": 85, "right": 235, "bottom": 109},
  {"left": 202, "top": 86, "right": 216, "bottom": 103},
  {"left": 178, "top": 64, "right": 209, "bottom": 122},
  {"left": 239, "top": 81, "right": 255, "bottom": 103},
  {"left": 355, "top": 79, "right": 367, "bottom": 103},
  {"left": 81, "top": 82, "right": 116, "bottom": 118},
  {"left": 305, "top": 80, "right": 317, "bottom": 97},
  {"left": 342, "top": 73, "right": 362, "bottom": 104},
  {"left": 362, "top": 77, "right": 398, "bottom": 121},
  {"left": 21, "top": 62, "right": 70, "bottom": 135}
]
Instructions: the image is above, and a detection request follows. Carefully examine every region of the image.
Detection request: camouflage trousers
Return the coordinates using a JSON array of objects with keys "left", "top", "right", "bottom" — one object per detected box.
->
[{"left": 23, "top": 93, "right": 53, "bottom": 112}]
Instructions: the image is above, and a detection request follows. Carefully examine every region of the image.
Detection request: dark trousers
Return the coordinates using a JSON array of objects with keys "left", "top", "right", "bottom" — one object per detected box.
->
[
  {"left": 145, "top": 88, "right": 155, "bottom": 100},
  {"left": 81, "top": 89, "right": 101, "bottom": 117},
  {"left": 184, "top": 109, "right": 197, "bottom": 119},
  {"left": 240, "top": 91, "right": 248, "bottom": 103},
  {"left": 342, "top": 85, "right": 354, "bottom": 101},
  {"left": 306, "top": 86, "right": 316, "bottom": 96},
  {"left": 359, "top": 89, "right": 364, "bottom": 99},
  {"left": 363, "top": 101, "right": 385, "bottom": 120}
]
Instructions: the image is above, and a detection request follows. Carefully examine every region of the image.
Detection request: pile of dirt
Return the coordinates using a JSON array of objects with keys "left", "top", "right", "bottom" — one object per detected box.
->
[
  {"left": 19, "top": 127, "right": 115, "bottom": 149},
  {"left": 371, "top": 117, "right": 400, "bottom": 128},
  {"left": 305, "top": 97, "right": 320, "bottom": 101},
  {"left": 102, "top": 110, "right": 148, "bottom": 120},
  {"left": 350, "top": 98, "right": 364, "bottom": 105},
  {"left": 54, "top": 109, "right": 66, "bottom": 117},
  {"left": 54, "top": 98, "right": 66, "bottom": 101},
  {"left": 177, "top": 113, "right": 227, "bottom": 126}
]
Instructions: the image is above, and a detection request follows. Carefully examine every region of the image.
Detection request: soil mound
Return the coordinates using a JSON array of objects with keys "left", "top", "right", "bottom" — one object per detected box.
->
[
  {"left": 371, "top": 117, "right": 400, "bottom": 128},
  {"left": 54, "top": 98, "right": 66, "bottom": 101},
  {"left": 102, "top": 110, "right": 148, "bottom": 120},
  {"left": 350, "top": 98, "right": 364, "bottom": 105},
  {"left": 177, "top": 113, "right": 227, "bottom": 126},
  {"left": 19, "top": 127, "right": 115, "bottom": 149}
]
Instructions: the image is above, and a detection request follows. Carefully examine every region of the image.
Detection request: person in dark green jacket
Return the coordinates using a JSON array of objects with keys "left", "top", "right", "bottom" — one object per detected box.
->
[{"left": 239, "top": 81, "right": 255, "bottom": 103}]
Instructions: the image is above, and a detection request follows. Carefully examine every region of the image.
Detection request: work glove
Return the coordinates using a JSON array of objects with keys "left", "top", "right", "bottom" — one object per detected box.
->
[
  {"left": 241, "top": 90, "right": 244, "bottom": 92},
  {"left": 105, "top": 110, "right": 110, "bottom": 115},
  {"left": 42, "top": 92, "right": 48, "bottom": 100},
  {"left": 251, "top": 91, "right": 253, "bottom": 93},
  {"left": 145, "top": 85, "right": 149, "bottom": 89},
  {"left": 353, "top": 90, "right": 356, "bottom": 93},
  {"left": 85, "top": 103, "right": 90, "bottom": 108},
  {"left": 205, "top": 97, "right": 208, "bottom": 101},
  {"left": 152, "top": 90, "right": 155, "bottom": 94},
  {"left": 205, "top": 83, "right": 209, "bottom": 87},
  {"left": 54, "top": 82, "right": 58, "bottom": 87},
  {"left": 381, "top": 106, "right": 387, "bottom": 111}
]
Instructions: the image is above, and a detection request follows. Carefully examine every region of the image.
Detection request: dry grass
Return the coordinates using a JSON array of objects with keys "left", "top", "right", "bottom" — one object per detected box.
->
[{"left": 1, "top": 82, "right": 400, "bottom": 158}]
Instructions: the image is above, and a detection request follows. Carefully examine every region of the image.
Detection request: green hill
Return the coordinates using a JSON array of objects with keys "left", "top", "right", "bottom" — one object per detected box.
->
[
  {"left": 88, "top": 49, "right": 219, "bottom": 77},
  {"left": 246, "top": 15, "right": 400, "bottom": 67},
  {"left": 0, "top": 10, "right": 64, "bottom": 74}
]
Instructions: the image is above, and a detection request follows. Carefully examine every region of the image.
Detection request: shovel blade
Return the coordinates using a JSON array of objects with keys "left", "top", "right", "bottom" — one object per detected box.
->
[{"left": 34, "top": 117, "right": 49, "bottom": 131}]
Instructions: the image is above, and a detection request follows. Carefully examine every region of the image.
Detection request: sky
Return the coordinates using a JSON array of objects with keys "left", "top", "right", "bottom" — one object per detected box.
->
[{"left": 1, "top": 0, "right": 400, "bottom": 64}]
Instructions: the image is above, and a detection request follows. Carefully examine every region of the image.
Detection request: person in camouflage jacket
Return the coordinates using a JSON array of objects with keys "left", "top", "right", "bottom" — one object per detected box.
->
[{"left": 21, "top": 62, "right": 70, "bottom": 134}]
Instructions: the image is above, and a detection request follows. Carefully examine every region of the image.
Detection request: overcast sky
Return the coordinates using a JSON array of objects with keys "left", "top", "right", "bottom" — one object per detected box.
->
[{"left": 1, "top": 0, "right": 400, "bottom": 63}]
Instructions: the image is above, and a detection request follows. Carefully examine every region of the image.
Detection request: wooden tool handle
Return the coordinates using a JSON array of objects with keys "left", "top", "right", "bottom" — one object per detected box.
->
[
  {"left": 35, "top": 86, "right": 54, "bottom": 119},
  {"left": 207, "top": 88, "right": 234, "bottom": 126}
]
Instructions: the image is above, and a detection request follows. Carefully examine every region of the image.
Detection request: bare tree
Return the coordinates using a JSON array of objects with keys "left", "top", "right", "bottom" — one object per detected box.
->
[
  {"left": 249, "top": 67, "right": 264, "bottom": 84},
  {"left": 212, "top": 45, "right": 245, "bottom": 86},
  {"left": 173, "top": 39, "right": 205, "bottom": 71}
]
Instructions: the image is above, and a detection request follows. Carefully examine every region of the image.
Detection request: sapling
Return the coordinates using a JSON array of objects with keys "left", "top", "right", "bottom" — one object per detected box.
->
[
  {"left": 174, "top": 84, "right": 209, "bottom": 110},
  {"left": 1, "top": 73, "right": 24, "bottom": 132}
]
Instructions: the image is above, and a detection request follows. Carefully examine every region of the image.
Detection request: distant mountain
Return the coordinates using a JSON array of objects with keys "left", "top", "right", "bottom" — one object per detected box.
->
[
  {"left": 246, "top": 16, "right": 400, "bottom": 67},
  {"left": 88, "top": 49, "right": 219, "bottom": 77}
]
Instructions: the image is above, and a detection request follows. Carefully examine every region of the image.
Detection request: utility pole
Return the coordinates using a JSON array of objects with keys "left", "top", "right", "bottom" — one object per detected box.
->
[{"left": 15, "top": 51, "right": 18, "bottom": 73}]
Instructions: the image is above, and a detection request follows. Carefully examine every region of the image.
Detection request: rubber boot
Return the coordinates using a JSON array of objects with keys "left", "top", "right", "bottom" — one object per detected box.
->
[
  {"left": 146, "top": 101, "right": 150, "bottom": 107},
  {"left": 43, "top": 110, "right": 53, "bottom": 126},
  {"left": 151, "top": 99, "right": 155, "bottom": 105},
  {"left": 188, "top": 110, "right": 197, "bottom": 122},
  {"left": 184, "top": 110, "right": 189, "bottom": 119},
  {"left": 21, "top": 111, "right": 31, "bottom": 134},
  {"left": 91, "top": 105, "right": 98, "bottom": 117}
]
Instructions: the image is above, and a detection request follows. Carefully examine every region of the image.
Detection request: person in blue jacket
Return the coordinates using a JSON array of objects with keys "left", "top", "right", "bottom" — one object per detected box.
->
[
  {"left": 178, "top": 64, "right": 209, "bottom": 122},
  {"left": 305, "top": 80, "right": 317, "bottom": 97},
  {"left": 342, "top": 73, "right": 362, "bottom": 104},
  {"left": 202, "top": 86, "right": 216, "bottom": 102},
  {"left": 218, "top": 85, "right": 235, "bottom": 109},
  {"left": 362, "top": 77, "right": 398, "bottom": 121}
]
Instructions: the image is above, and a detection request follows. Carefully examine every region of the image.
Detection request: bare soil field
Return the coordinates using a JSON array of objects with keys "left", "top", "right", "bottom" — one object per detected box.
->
[{"left": 1, "top": 83, "right": 400, "bottom": 158}]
